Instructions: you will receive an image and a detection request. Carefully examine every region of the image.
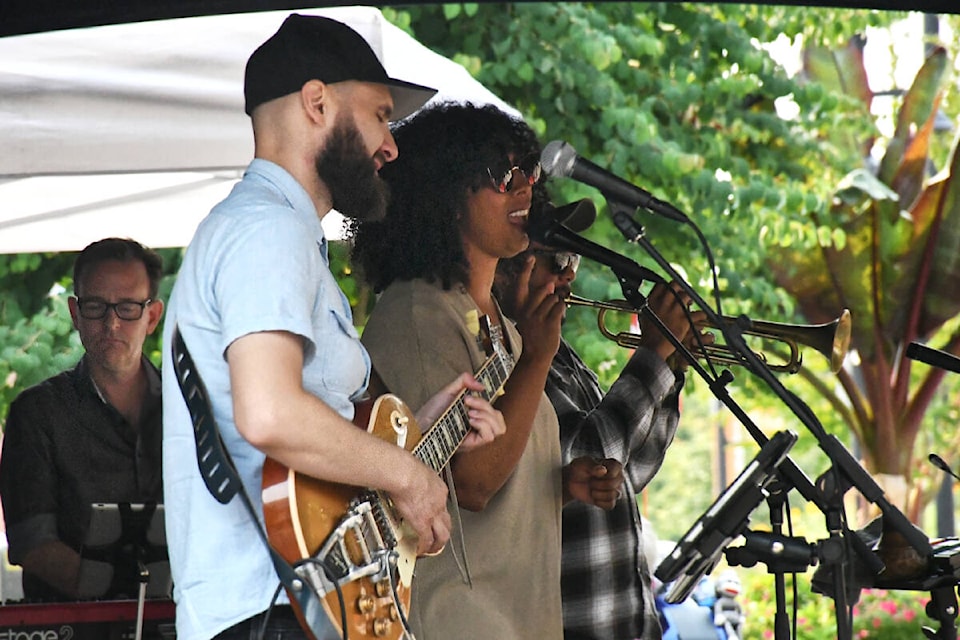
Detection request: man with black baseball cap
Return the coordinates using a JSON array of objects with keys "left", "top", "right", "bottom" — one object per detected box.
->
[
  {"left": 162, "top": 14, "right": 505, "bottom": 640},
  {"left": 244, "top": 13, "right": 436, "bottom": 119}
]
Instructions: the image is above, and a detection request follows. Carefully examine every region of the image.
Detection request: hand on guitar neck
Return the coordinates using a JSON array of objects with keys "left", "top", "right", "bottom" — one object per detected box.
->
[
  {"left": 414, "top": 371, "right": 506, "bottom": 453},
  {"left": 353, "top": 369, "right": 505, "bottom": 556}
]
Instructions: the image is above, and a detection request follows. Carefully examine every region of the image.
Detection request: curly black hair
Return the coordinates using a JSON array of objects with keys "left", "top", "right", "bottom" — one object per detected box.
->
[{"left": 349, "top": 102, "right": 546, "bottom": 293}]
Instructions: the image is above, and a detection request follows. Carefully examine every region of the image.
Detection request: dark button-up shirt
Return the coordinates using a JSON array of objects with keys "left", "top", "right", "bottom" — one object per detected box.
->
[{"left": 0, "top": 356, "right": 162, "bottom": 601}]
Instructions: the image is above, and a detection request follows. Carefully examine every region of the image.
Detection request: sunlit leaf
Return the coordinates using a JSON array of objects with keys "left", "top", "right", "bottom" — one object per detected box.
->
[
  {"left": 890, "top": 99, "right": 938, "bottom": 212},
  {"left": 894, "top": 47, "right": 948, "bottom": 143},
  {"left": 918, "top": 155, "right": 960, "bottom": 334},
  {"left": 836, "top": 168, "right": 898, "bottom": 203},
  {"left": 878, "top": 46, "right": 948, "bottom": 186}
]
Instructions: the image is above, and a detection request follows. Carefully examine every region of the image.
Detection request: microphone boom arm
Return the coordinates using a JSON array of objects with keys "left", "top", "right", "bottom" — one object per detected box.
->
[{"left": 610, "top": 200, "right": 931, "bottom": 544}]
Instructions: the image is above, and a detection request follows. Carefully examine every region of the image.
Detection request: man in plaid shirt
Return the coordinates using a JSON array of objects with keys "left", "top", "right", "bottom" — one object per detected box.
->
[{"left": 495, "top": 203, "right": 710, "bottom": 639}]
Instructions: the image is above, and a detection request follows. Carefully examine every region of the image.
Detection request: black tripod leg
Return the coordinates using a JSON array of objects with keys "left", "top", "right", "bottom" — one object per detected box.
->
[{"left": 923, "top": 585, "right": 958, "bottom": 640}]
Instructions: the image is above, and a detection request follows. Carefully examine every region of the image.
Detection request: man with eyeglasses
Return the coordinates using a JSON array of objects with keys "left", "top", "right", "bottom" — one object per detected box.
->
[
  {"left": 0, "top": 237, "right": 165, "bottom": 601},
  {"left": 494, "top": 202, "right": 712, "bottom": 640}
]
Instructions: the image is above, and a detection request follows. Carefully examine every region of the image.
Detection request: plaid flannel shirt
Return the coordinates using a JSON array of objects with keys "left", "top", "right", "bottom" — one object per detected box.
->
[{"left": 550, "top": 339, "right": 683, "bottom": 640}]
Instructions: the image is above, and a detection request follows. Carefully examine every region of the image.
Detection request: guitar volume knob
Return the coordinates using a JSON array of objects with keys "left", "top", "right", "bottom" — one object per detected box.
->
[
  {"left": 357, "top": 594, "right": 376, "bottom": 614},
  {"left": 373, "top": 618, "right": 392, "bottom": 636}
]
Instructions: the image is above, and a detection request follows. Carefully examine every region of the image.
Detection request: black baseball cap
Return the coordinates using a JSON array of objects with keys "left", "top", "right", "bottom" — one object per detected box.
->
[{"left": 244, "top": 14, "right": 437, "bottom": 119}]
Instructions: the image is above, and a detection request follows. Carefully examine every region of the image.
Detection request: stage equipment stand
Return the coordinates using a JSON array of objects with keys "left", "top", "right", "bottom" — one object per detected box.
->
[
  {"left": 76, "top": 502, "right": 170, "bottom": 640},
  {"left": 654, "top": 431, "right": 798, "bottom": 614}
]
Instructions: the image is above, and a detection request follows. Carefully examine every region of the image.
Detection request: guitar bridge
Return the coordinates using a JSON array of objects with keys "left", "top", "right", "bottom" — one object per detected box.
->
[{"left": 300, "top": 492, "right": 398, "bottom": 596}]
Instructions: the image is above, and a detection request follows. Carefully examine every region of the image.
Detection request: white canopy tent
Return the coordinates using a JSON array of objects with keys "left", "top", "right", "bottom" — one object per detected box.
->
[{"left": 0, "top": 6, "right": 517, "bottom": 254}]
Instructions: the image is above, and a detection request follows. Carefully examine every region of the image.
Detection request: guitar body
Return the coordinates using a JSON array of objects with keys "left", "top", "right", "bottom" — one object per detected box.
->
[
  {"left": 262, "top": 394, "right": 423, "bottom": 640},
  {"left": 263, "top": 321, "right": 513, "bottom": 640}
]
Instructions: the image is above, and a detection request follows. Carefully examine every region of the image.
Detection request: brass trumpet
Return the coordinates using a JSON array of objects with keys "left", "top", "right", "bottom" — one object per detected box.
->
[{"left": 565, "top": 294, "right": 852, "bottom": 374}]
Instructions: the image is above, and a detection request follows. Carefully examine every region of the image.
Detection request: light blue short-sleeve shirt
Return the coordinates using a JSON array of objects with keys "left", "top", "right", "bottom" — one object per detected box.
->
[{"left": 161, "top": 159, "right": 370, "bottom": 640}]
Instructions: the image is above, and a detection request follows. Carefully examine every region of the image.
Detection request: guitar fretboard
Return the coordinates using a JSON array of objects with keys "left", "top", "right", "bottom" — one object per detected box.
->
[{"left": 412, "top": 347, "right": 513, "bottom": 473}]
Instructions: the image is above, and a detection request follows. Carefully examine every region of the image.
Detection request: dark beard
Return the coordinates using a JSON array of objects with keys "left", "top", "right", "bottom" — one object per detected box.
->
[{"left": 314, "top": 115, "right": 390, "bottom": 222}]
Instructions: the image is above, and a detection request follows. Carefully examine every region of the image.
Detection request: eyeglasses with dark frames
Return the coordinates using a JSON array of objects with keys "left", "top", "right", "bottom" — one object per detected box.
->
[
  {"left": 531, "top": 249, "right": 581, "bottom": 274},
  {"left": 486, "top": 154, "right": 543, "bottom": 193},
  {"left": 76, "top": 298, "right": 153, "bottom": 321}
]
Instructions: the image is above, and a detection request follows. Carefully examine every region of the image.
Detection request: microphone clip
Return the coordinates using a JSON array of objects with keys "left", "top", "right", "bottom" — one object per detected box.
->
[{"left": 609, "top": 201, "right": 646, "bottom": 244}]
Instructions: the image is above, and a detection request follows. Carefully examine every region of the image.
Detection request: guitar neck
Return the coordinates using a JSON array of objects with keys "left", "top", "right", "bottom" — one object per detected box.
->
[{"left": 412, "top": 351, "right": 511, "bottom": 473}]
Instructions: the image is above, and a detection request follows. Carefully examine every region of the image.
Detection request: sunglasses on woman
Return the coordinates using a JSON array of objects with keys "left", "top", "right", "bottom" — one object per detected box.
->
[
  {"left": 486, "top": 154, "right": 543, "bottom": 193},
  {"left": 531, "top": 249, "right": 581, "bottom": 274}
]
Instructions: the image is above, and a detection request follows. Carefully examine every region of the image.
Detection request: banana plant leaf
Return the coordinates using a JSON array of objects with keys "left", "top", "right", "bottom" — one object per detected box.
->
[
  {"left": 769, "top": 42, "right": 956, "bottom": 361},
  {"left": 763, "top": 34, "right": 960, "bottom": 490},
  {"left": 878, "top": 46, "right": 948, "bottom": 192},
  {"left": 801, "top": 38, "right": 874, "bottom": 157}
]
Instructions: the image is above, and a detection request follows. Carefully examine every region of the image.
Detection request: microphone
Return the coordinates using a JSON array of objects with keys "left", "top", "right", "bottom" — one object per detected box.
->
[
  {"left": 540, "top": 140, "right": 689, "bottom": 224},
  {"left": 905, "top": 342, "right": 960, "bottom": 374},
  {"left": 929, "top": 453, "right": 960, "bottom": 483},
  {"left": 526, "top": 211, "right": 665, "bottom": 285}
]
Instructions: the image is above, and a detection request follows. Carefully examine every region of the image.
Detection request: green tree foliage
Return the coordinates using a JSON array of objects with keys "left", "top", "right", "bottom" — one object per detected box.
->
[
  {"left": 389, "top": 3, "right": 960, "bottom": 523},
  {"left": 0, "top": 252, "right": 80, "bottom": 417}
]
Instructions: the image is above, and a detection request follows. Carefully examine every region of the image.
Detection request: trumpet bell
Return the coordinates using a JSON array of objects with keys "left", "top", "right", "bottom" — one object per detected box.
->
[
  {"left": 831, "top": 309, "right": 853, "bottom": 373},
  {"left": 746, "top": 309, "right": 851, "bottom": 374}
]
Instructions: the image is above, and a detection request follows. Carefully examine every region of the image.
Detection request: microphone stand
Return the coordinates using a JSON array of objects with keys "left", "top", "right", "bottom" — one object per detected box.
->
[
  {"left": 610, "top": 199, "right": 941, "bottom": 638},
  {"left": 537, "top": 199, "right": 933, "bottom": 640}
]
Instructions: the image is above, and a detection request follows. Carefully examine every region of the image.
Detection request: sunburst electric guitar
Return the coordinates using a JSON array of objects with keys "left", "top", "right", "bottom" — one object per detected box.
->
[{"left": 262, "top": 320, "right": 513, "bottom": 640}]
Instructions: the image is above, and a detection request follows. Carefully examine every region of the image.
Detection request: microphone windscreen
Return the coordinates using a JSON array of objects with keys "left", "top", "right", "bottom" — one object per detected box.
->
[
  {"left": 549, "top": 198, "right": 596, "bottom": 232},
  {"left": 540, "top": 140, "right": 577, "bottom": 177}
]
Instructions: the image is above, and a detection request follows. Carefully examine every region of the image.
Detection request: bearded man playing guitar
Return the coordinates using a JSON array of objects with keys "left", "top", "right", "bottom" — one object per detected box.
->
[{"left": 161, "top": 15, "right": 505, "bottom": 640}]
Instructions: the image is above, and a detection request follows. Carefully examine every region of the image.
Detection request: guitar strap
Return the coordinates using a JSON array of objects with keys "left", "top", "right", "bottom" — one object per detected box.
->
[
  {"left": 443, "top": 463, "right": 473, "bottom": 588},
  {"left": 446, "top": 310, "right": 515, "bottom": 588},
  {"left": 170, "top": 327, "right": 341, "bottom": 640}
]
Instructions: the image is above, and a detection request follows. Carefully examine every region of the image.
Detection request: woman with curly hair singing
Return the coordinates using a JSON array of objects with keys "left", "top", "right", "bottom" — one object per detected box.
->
[{"left": 351, "top": 102, "right": 623, "bottom": 640}]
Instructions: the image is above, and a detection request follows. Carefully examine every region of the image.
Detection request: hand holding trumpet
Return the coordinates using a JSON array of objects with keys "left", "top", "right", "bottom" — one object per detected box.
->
[{"left": 638, "top": 282, "right": 714, "bottom": 370}]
